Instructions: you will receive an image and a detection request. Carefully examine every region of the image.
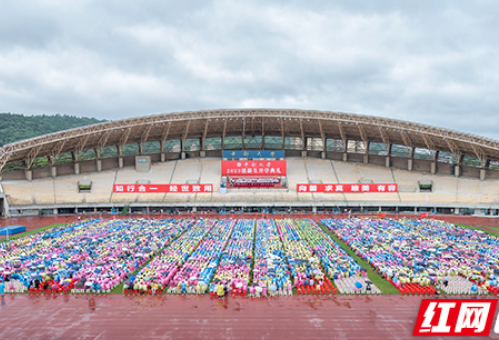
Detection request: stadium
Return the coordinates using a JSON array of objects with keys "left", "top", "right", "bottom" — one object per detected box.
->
[
  {"left": 2, "top": 108, "right": 499, "bottom": 217},
  {"left": 1, "top": 109, "right": 499, "bottom": 339}
]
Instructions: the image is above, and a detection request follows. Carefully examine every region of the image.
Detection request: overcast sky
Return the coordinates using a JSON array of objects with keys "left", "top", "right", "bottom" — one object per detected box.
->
[{"left": 1, "top": 1, "right": 498, "bottom": 139}]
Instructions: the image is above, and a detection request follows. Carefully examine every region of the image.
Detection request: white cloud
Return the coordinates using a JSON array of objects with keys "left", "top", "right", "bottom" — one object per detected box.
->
[{"left": 0, "top": 0, "right": 498, "bottom": 139}]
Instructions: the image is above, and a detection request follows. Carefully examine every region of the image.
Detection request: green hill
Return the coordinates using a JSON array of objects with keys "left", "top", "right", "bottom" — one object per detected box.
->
[{"left": 0, "top": 113, "right": 106, "bottom": 147}]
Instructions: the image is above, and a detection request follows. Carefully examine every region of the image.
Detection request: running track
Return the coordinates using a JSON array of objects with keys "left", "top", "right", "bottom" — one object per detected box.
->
[{"left": 0, "top": 294, "right": 497, "bottom": 340}]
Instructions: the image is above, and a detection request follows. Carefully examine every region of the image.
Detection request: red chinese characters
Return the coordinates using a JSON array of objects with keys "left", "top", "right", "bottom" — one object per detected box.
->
[
  {"left": 113, "top": 184, "right": 213, "bottom": 193},
  {"left": 296, "top": 183, "right": 398, "bottom": 193},
  {"left": 221, "top": 160, "right": 287, "bottom": 176}
]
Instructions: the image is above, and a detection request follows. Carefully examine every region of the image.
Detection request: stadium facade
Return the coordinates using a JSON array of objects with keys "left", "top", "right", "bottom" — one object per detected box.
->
[{"left": 1, "top": 108, "right": 499, "bottom": 218}]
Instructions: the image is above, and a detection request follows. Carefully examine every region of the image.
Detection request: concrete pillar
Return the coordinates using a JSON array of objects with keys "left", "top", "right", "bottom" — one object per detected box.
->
[
  {"left": 312, "top": 206, "right": 317, "bottom": 213},
  {"left": 94, "top": 148, "right": 101, "bottom": 172},
  {"left": 342, "top": 153, "right": 348, "bottom": 162},
  {"left": 25, "top": 169, "right": 32, "bottom": 182},
  {"left": 94, "top": 207, "right": 98, "bottom": 213},
  {"left": 118, "top": 157, "right": 124, "bottom": 168},
  {"left": 414, "top": 207, "right": 418, "bottom": 213},
  {"left": 51, "top": 166, "right": 57, "bottom": 178},
  {"left": 321, "top": 151, "right": 326, "bottom": 159},
  {"left": 74, "top": 162, "right": 80, "bottom": 174},
  {"left": 431, "top": 162, "right": 437, "bottom": 174},
  {"left": 192, "top": 207, "right": 197, "bottom": 212},
  {"left": 53, "top": 208, "right": 58, "bottom": 215},
  {"left": 474, "top": 208, "right": 482, "bottom": 215},
  {"left": 480, "top": 168, "right": 487, "bottom": 181},
  {"left": 181, "top": 152, "right": 186, "bottom": 160},
  {"left": 363, "top": 153, "right": 369, "bottom": 164},
  {"left": 301, "top": 151, "right": 308, "bottom": 158},
  {"left": 408, "top": 147, "right": 415, "bottom": 172},
  {"left": 385, "top": 156, "right": 391, "bottom": 168},
  {"left": 363, "top": 141, "right": 370, "bottom": 164},
  {"left": 454, "top": 164, "right": 460, "bottom": 177},
  {"left": 200, "top": 151, "right": 206, "bottom": 158},
  {"left": 454, "top": 208, "right": 459, "bottom": 215},
  {"left": 161, "top": 153, "right": 166, "bottom": 162}
]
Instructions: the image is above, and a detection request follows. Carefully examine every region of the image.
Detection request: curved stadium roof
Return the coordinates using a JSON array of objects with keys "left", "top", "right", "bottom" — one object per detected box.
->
[{"left": 1, "top": 108, "right": 499, "bottom": 172}]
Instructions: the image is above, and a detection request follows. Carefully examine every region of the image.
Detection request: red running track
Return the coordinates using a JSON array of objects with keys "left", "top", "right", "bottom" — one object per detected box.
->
[{"left": 0, "top": 294, "right": 497, "bottom": 340}]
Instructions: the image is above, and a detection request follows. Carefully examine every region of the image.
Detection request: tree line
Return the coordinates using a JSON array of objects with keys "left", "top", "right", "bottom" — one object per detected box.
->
[{"left": 0, "top": 113, "right": 106, "bottom": 147}]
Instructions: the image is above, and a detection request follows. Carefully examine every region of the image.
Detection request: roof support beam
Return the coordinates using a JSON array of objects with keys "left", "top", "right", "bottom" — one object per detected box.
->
[
  {"left": 358, "top": 124, "right": 368, "bottom": 144},
  {"left": 318, "top": 120, "right": 326, "bottom": 151},
  {"left": 222, "top": 119, "right": 227, "bottom": 150},
  {"left": 338, "top": 122, "right": 347, "bottom": 145},
  {"left": 261, "top": 118, "right": 265, "bottom": 149},
  {"left": 201, "top": 119, "right": 210, "bottom": 151},
  {"left": 280, "top": 117, "right": 285, "bottom": 149},
  {"left": 26, "top": 145, "right": 43, "bottom": 169},
  {"left": 0, "top": 151, "right": 12, "bottom": 173},
  {"left": 469, "top": 143, "right": 487, "bottom": 166},
  {"left": 140, "top": 124, "right": 153, "bottom": 151},
  {"left": 399, "top": 130, "right": 412, "bottom": 155},
  {"left": 242, "top": 118, "right": 246, "bottom": 149},
  {"left": 300, "top": 119, "right": 305, "bottom": 151},
  {"left": 74, "top": 133, "right": 92, "bottom": 160},
  {"left": 119, "top": 128, "right": 132, "bottom": 151},
  {"left": 160, "top": 123, "right": 172, "bottom": 152},
  {"left": 445, "top": 138, "right": 460, "bottom": 160},
  {"left": 421, "top": 132, "right": 436, "bottom": 156},
  {"left": 182, "top": 120, "right": 191, "bottom": 142},
  {"left": 51, "top": 140, "right": 67, "bottom": 160},
  {"left": 378, "top": 127, "right": 390, "bottom": 146},
  {"left": 181, "top": 120, "right": 191, "bottom": 152},
  {"left": 97, "top": 131, "right": 112, "bottom": 153}
]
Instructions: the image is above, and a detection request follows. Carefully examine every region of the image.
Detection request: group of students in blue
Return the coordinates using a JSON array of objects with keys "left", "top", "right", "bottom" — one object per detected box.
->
[{"left": 323, "top": 218, "right": 499, "bottom": 292}]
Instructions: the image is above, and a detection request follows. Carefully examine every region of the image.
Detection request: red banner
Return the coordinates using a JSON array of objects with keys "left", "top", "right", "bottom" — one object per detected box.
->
[
  {"left": 296, "top": 183, "right": 398, "bottom": 193},
  {"left": 113, "top": 184, "right": 213, "bottom": 193},
  {"left": 221, "top": 160, "right": 286, "bottom": 176}
]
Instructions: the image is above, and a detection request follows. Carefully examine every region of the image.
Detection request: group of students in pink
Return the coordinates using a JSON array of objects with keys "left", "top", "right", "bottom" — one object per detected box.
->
[
  {"left": 129, "top": 219, "right": 214, "bottom": 293},
  {"left": 0, "top": 218, "right": 185, "bottom": 293}
]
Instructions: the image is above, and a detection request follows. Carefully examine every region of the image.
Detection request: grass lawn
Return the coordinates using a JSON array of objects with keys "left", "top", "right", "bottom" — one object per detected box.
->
[
  {"left": 1, "top": 223, "right": 67, "bottom": 242},
  {"left": 482, "top": 225, "right": 499, "bottom": 232},
  {"left": 317, "top": 222, "right": 400, "bottom": 294},
  {"left": 455, "top": 223, "right": 499, "bottom": 237}
]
